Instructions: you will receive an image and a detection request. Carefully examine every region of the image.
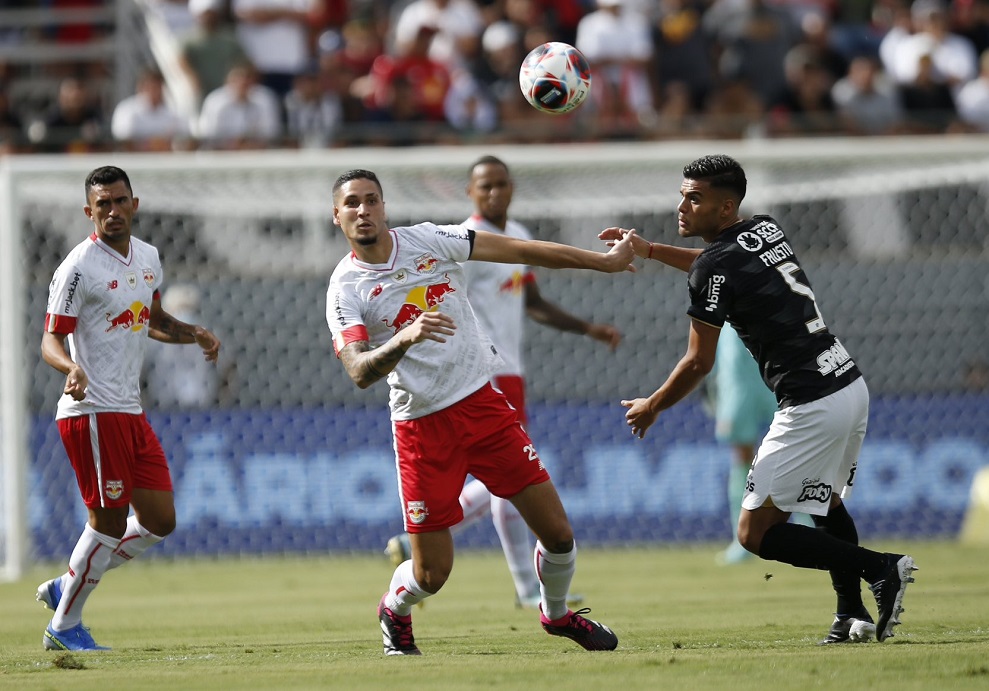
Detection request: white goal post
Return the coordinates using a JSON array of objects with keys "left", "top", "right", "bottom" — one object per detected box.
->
[{"left": 4, "top": 136, "right": 989, "bottom": 581}]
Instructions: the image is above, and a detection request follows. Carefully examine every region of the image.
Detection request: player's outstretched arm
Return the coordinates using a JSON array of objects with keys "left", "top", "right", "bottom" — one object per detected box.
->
[
  {"left": 339, "top": 311, "right": 456, "bottom": 389},
  {"left": 471, "top": 228, "right": 637, "bottom": 273},
  {"left": 598, "top": 228, "right": 701, "bottom": 272}
]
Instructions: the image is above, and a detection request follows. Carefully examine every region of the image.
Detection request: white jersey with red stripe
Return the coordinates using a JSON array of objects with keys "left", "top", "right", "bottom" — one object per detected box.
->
[
  {"left": 326, "top": 222, "right": 502, "bottom": 420},
  {"left": 461, "top": 214, "right": 533, "bottom": 377},
  {"left": 45, "top": 233, "right": 163, "bottom": 419}
]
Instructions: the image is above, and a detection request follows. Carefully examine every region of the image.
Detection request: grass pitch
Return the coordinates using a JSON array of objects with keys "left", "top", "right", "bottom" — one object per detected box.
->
[{"left": 1, "top": 541, "right": 987, "bottom": 690}]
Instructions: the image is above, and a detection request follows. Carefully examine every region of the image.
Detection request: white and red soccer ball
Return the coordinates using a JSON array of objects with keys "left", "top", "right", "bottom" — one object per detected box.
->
[{"left": 519, "top": 42, "right": 592, "bottom": 115}]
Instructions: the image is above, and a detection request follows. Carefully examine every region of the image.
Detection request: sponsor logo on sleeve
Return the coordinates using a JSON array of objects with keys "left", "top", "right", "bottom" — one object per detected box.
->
[{"left": 704, "top": 274, "right": 725, "bottom": 312}]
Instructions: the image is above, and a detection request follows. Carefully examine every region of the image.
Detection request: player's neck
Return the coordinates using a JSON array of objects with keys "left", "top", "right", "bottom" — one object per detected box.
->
[
  {"left": 351, "top": 229, "right": 393, "bottom": 264},
  {"left": 482, "top": 213, "right": 507, "bottom": 231},
  {"left": 97, "top": 234, "right": 131, "bottom": 257}
]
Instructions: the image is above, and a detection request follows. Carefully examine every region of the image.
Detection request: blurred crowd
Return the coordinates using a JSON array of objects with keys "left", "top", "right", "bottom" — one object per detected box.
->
[{"left": 4, "top": 0, "right": 989, "bottom": 153}]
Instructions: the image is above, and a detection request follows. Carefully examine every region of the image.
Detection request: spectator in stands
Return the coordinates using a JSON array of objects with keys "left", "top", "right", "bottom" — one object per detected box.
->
[
  {"left": 831, "top": 55, "right": 905, "bottom": 134},
  {"left": 315, "top": 22, "right": 381, "bottom": 125},
  {"left": 898, "top": 51, "right": 960, "bottom": 131},
  {"left": 111, "top": 67, "right": 189, "bottom": 151},
  {"left": 652, "top": 0, "right": 717, "bottom": 112},
  {"left": 955, "top": 47, "right": 989, "bottom": 130},
  {"left": 951, "top": 0, "right": 989, "bottom": 57},
  {"left": 879, "top": 0, "right": 917, "bottom": 79},
  {"left": 470, "top": 21, "right": 533, "bottom": 130},
  {"left": 700, "top": 74, "right": 767, "bottom": 139},
  {"left": 769, "top": 43, "right": 840, "bottom": 135},
  {"left": 885, "top": 0, "right": 978, "bottom": 88},
  {"left": 232, "top": 0, "right": 319, "bottom": 98},
  {"left": 443, "top": 69, "right": 499, "bottom": 134},
  {"left": 283, "top": 61, "right": 343, "bottom": 147},
  {"left": 178, "top": 0, "right": 250, "bottom": 114},
  {"left": 704, "top": 0, "right": 802, "bottom": 110},
  {"left": 575, "top": 0, "right": 657, "bottom": 132},
  {"left": 358, "top": 24, "right": 453, "bottom": 130},
  {"left": 392, "top": 0, "right": 486, "bottom": 71},
  {"left": 29, "top": 76, "right": 105, "bottom": 153},
  {"left": 198, "top": 62, "right": 283, "bottom": 148},
  {"left": 0, "top": 84, "right": 26, "bottom": 153}
]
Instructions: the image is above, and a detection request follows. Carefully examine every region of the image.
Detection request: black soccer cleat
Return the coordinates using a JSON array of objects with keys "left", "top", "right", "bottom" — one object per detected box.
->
[
  {"left": 869, "top": 554, "right": 918, "bottom": 642},
  {"left": 818, "top": 606, "right": 875, "bottom": 645},
  {"left": 540, "top": 607, "right": 618, "bottom": 651},
  {"left": 377, "top": 594, "right": 421, "bottom": 656}
]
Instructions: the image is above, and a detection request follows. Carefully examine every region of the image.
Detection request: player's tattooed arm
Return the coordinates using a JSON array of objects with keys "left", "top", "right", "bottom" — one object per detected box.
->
[
  {"left": 149, "top": 302, "right": 221, "bottom": 362},
  {"left": 340, "top": 340, "right": 407, "bottom": 389},
  {"left": 340, "top": 311, "right": 456, "bottom": 389},
  {"left": 149, "top": 310, "right": 196, "bottom": 343}
]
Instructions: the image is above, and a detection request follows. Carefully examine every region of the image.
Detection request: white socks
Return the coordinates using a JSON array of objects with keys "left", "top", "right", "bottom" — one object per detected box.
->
[
  {"left": 51, "top": 517, "right": 164, "bottom": 630},
  {"left": 108, "top": 515, "right": 164, "bottom": 570},
  {"left": 386, "top": 560, "right": 431, "bottom": 616},
  {"left": 491, "top": 496, "right": 539, "bottom": 599},
  {"left": 52, "top": 523, "right": 119, "bottom": 630},
  {"left": 458, "top": 479, "right": 492, "bottom": 528},
  {"left": 534, "top": 540, "right": 577, "bottom": 621}
]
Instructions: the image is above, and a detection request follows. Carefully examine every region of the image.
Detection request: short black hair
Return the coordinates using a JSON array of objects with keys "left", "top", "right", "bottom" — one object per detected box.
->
[
  {"left": 683, "top": 154, "right": 746, "bottom": 202},
  {"left": 468, "top": 155, "right": 509, "bottom": 177},
  {"left": 85, "top": 166, "right": 133, "bottom": 200},
  {"left": 332, "top": 169, "right": 383, "bottom": 199}
]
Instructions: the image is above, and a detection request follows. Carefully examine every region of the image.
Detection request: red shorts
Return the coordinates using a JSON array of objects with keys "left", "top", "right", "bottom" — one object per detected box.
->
[
  {"left": 492, "top": 374, "right": 527, "bottom": 425},
  {"left": 57, "top": 412, "right": 172, "bottom": 509},
  {"left": 392, "top": 383, "right": 550, "bottom": 532}
]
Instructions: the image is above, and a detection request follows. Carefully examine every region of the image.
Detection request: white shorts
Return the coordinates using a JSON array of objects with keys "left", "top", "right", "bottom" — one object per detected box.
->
[{"left": 742, "top": 377, "right": 869, "bottom": 516}]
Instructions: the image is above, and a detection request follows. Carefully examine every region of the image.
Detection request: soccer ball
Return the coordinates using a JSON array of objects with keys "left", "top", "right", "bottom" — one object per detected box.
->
[{"left": 519, "top": 42, "right": 592, "bottom": 115}]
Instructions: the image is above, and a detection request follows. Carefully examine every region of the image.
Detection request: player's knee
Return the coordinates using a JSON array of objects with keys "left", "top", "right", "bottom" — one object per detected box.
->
[
  {"left": 736, "top": 524, "right": 762, "bottom": 554},
  {"left": 541, "top": 536, "right": 575, "bottom": 554},
  {"left": 416, "top": 566, "right": 452, "bottom": 594},
  {"left": 142, "top": 511, "right": 176, "bottom": 538}
]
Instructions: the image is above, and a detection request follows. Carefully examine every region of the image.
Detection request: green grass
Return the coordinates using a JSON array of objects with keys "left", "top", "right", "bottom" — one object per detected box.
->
[{"left": 1, "top": 541, "right": 987, "bottom": 690}]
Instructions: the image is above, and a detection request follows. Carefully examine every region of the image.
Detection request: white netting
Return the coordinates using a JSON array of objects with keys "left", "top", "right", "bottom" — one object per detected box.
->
[{"left": 3, "top": 137, "right": 988, "bottom": 579}]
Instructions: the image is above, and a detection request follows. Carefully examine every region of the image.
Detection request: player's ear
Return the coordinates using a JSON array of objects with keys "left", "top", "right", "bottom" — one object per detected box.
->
[{"left": 721, "top": 196, "right": 736, "bottom": 218}]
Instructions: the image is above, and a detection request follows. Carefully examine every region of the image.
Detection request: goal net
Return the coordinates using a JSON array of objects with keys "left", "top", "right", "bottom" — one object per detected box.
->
[{"left": 3, "top": 137, "right": 989, "bottom": 580}]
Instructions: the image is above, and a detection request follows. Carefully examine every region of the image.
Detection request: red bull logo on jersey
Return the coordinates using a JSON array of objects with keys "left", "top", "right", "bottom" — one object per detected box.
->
[
  {"left": 105, "top": 301, "right": 151, "bottom": 332},
  {"left": 413, "top": 253, "right": 438, "bottom": 275},
  {"left": 406, "top": 500, "right": 429, "bottom": 525},
  {"left": 143, "top": 268, "right": 155, "bottom": 287},
  {"left": 498, "top": 270, "right": 526, "bottom": 294},
  {"left": 382, "top": 273, "right": 456, "bottom": 333},
  {"left": 105, "top": 479, "right": 124, "bottom": 500}
]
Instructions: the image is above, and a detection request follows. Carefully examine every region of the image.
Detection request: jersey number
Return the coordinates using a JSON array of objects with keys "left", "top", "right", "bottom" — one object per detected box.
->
[{"left": 776, "top": 262, "right": 826, "bottom": 333}]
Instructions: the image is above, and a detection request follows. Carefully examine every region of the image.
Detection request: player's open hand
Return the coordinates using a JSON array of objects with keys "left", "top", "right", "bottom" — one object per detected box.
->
[
  {"left": 406, "top": 311, "right": 456, "bottom": 345},
  {"left": 587, "top": 323, "right": 622, "bottom": 351},
  {"left": 599, "top": 227, "right": 651, "bottom": 259},
  {"left": 194, "top": 327, "right": 221, "bottom": 363},
  {"left": 64, "top": 364, "right": 88, "bottom": 401},
  {"left": 602, "top": 228, "right": 638, "bottom": 273},
  {"left": 621, "top": 397, "right": 658, "bottom": 439}
]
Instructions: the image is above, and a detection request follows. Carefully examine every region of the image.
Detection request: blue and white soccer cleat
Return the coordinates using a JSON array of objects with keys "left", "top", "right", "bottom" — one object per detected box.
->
[
  {"left": 44, "top": 622, "right": 111, "bottom": 651},
  {"left": 36, "top": 577, "right": 63, "bottom": 612}
]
